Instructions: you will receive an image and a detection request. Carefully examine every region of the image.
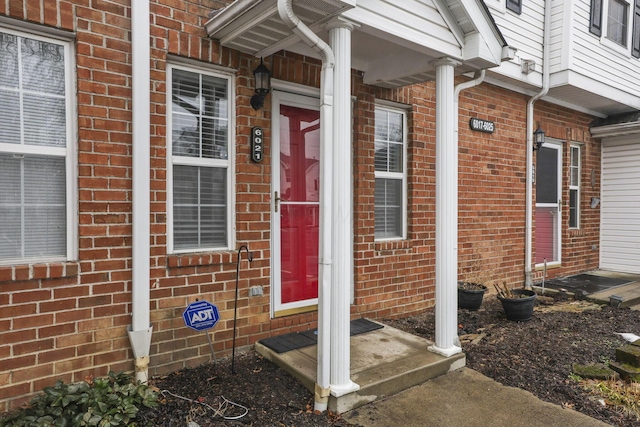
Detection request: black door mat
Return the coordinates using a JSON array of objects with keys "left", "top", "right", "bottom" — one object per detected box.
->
[
  {"left": 259, "top": 318, "right": 384, "bottom": 354},
  {"left": 543, "top": 274, "right": 632, "bottom": 294}
]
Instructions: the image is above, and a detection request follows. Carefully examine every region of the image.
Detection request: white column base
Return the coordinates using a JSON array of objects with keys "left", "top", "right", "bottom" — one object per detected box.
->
[
  {"left": 330, "top": 380, "right": 360, "bottom": 397},
  {"left": 428, "top": 344, "right": 462, "bottom": 358}
]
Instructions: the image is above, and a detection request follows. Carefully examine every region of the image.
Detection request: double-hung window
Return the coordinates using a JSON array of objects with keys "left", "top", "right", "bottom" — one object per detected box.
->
[
  {"left": 591, "top": 0, "right": 640, "bottom": 57},
  {"left": 0, "top": 28, "right": 76, "bottom": 265},
  {"left": 167, "top": 64, "right": 234, "bottom": 253},
  {"left": 569, "top": 145, "right": 581, "bottom": 229},
  {"left": 374, "top": 105, "right": 407, "bottom": 240}
]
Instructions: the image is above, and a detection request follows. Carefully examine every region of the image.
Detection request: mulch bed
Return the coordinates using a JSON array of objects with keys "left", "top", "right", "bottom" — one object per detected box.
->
[{"left": 139, "top": 296, "right": 640, "bottom": 426}]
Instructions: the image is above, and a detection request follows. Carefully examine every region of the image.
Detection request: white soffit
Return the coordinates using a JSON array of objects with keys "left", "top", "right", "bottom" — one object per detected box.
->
[{"left": 204, "top": 0, "right": 356, "bottom": 56}]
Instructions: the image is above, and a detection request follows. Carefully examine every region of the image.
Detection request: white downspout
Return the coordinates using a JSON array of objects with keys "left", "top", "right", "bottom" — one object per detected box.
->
[
  {"left": 277, "top": 0, "right": 334, "bottom": 412},
  {"left": 127, "top": 0, "right": 153, "bottom": 383},
  {"left": 525, "top": 0, "right": 551, "bottom": 289}
]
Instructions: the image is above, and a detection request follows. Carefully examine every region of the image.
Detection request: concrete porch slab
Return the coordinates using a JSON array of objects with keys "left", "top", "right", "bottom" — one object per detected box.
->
[
  {"left": 534, "top": 270, "right": 640, "bottom": 307},
  {"left": 255, "top": 321, "right": 465, "bottom": 413}
]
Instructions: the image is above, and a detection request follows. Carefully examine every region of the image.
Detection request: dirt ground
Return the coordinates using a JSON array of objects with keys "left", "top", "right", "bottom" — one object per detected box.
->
[{"left": 139, "top": 295, "right": 640, "bottom": 427}]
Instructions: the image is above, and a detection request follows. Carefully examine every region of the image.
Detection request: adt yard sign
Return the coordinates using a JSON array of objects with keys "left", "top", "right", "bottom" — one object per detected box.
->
[{"left": 183, "top": 300, "right": 220, "bottom": 331}]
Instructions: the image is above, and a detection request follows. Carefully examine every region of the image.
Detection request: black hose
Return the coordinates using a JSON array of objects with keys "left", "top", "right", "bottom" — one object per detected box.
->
[{"left": 232, "top": 245, "right": 253, "bottom": 374}]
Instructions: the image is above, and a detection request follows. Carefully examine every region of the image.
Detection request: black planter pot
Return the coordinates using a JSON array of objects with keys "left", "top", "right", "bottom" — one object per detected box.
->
[
  {"left": 458, "top": 283, "right": 487, "bottom": 310},
  {"left": 497, "top": 289, "right": 537, "bottom": 321}
]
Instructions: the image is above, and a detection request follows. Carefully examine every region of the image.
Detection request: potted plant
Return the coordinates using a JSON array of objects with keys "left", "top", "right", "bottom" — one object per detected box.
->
[
  {"left": 458, "top": 281, "right": 488, "bottom": 310},
  {"left": 457, "top": 260, "right": 490, "bottom": 310},
  {"left": 495, "top": 282, "right": 537, "bottom": 321}
]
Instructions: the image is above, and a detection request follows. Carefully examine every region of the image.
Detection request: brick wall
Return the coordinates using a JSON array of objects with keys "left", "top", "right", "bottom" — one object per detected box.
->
[{"left": 0, "top": 0, "right": 601, "bottom": 412}]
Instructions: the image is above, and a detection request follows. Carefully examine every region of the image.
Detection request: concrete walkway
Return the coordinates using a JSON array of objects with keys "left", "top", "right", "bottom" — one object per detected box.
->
[{"left": 343, "top": 367, "right": 611, "bottom": 427}]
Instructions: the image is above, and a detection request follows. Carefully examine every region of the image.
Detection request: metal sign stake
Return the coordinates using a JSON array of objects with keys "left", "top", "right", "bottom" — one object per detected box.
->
[{"left": 205, "top": 331, "right": 217, "bottom": 363}]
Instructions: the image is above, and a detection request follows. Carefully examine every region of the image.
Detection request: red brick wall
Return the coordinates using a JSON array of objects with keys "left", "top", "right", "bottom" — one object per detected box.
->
[{"left": 0, "top": 0, "right": 601, "bottom": 412}]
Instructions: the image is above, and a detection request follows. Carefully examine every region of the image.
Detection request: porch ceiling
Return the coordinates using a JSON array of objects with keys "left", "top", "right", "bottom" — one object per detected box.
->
[{"left": 205, "top": 0, "right": 507, "bottom": 89}]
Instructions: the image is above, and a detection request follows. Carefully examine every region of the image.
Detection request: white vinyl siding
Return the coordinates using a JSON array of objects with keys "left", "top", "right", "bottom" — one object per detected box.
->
[
  {"left": 374, "top": 105, "right": 407, "bottom": 240},
  {"left": 0, "top": 27, "right": 76, "bottom": 265},
  {"left": 600, "top": 138, "right": 640, "bottom": 274},
  {"left": 167, "top": 64, "right": 234, "bottom": 253}
]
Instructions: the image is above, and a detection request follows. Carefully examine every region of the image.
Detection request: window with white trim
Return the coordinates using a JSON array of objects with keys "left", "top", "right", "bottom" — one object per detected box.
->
[
  {"left": 0, "top": 28, "right": 76, "bottom": 265},
  {"left": 569, "top": 145, "right": 581, "bottom": 229},
  {"left": 374, "top": 105, "right": 407, "bottom": 240},
  {"left": 590, "top": 0, "right": 640, "bottom": 57},
  {"left": 167, "top": 64, "right": 234, "bottom": 253}
]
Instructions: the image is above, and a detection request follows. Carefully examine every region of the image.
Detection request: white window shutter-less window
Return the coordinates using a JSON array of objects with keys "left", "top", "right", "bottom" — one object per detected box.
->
[{"left": 0, "top": 31, "right": 69, "bottom": 264}]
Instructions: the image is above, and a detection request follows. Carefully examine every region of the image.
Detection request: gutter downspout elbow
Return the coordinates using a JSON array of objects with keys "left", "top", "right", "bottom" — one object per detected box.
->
[
  {"left": 525, "top": 0, "right": 551, "bottom": 289},
  {"left": 278, "top": 0, "right": 334, "bottom": 412}
]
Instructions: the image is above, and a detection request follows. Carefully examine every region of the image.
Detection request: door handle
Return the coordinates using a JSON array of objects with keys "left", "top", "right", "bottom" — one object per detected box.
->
[{"left": 274, "top": 191, "right": 280, "bottom": 212}]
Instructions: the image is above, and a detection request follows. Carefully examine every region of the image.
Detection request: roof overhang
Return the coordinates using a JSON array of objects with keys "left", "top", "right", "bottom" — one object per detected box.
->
[{"left": 205, "top": 0, "right": 508, "bottom": 88}]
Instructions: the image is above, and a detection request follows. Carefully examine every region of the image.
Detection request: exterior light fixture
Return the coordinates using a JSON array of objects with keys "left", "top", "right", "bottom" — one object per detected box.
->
[
  {"left": 533, "top": 125, "right": 545, "bottom": 151},
  {"left": 250, "top": 58, "right": 271, "bottom": 110}
]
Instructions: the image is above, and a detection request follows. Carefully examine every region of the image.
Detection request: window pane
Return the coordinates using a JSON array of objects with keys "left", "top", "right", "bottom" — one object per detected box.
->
[
  {"left": 607, "top": 0, "right": 628, "bottom": 46},
  {"left": 388, "top": 111, "right": 403, "bottom": 142},
  {"left": 173, "top": 165, "right": 227, "bottom": 250},
  {"left": 375, "top": 178, "right": 402, "bottom": 238},
  {"left": 536, "top": 146, "right": 558, "bottom": 203},
  {"left": 0, "top": 90, "right": 20, "bottom": 144},
  {"left": 0, "top": 33, "right": 19, "bottom": 88},
  {"left": 0, "top": 154, "right": 66, "bottom": 261},
  {"left": 21, "top": 37, "right": 65, "bottom": 95},
  {"left": 171, "top": 68, "right": 228, "bottom": 160},
  {"left": 375, "top": 110, "right": 404, "bottom": 173},
  {"left": 23, "top": 94, "right": 66, "bottom": 147},
  {"left": 569, "top": 189, "right": 578, "bottom": 228}
]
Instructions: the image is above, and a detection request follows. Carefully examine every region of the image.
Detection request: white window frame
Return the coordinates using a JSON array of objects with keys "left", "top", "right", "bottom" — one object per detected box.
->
[
  {"left": 569, "top": 145, "right": 581, "bottom": 229},
  {"left": 374, "top": 102, "right": 408, "bottom": 241},
  {"left": 0, "top": 25, "right": 77, "bottom": 266},
  {"left": 602, "top": 0, "right": 634, "bottom": 53},
  {"left": 166, "top": 62, "right": 235, "bottom": 254}
]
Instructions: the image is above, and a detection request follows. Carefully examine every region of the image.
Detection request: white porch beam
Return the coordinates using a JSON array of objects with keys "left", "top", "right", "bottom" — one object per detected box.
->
[
  {"left": 328, "top": 18, "right": 360, "bottom": 397},
  {"left": 429, "top": 57, "right": 463, "bottom": 358}
]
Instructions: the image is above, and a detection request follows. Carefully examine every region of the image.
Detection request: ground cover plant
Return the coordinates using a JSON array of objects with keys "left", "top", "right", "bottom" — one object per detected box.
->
[{"left": 0, "top": 371, "right": 157, "bottom": 427}]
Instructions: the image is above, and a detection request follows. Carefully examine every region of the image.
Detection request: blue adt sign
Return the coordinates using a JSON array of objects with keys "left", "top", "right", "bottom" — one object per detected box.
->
[{"left": 183, "top": 300, "right": 220, "bottom": 331}]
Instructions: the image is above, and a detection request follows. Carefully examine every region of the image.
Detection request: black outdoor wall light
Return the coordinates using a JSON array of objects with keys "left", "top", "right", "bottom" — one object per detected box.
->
[
  {"left": 250, "top": 58, "right": 271, "bottom": 110},
  {"left": 533, "top": 125, "right": 545, "bottom": 151}
]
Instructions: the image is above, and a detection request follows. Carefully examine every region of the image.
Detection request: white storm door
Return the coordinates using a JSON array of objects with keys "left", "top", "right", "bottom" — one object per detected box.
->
[
  {"left": 272, "top": 91, "right": 321, "bottom": 316},
  {"left": 535, "top": 142, "right": 562, "bottom": 266}
]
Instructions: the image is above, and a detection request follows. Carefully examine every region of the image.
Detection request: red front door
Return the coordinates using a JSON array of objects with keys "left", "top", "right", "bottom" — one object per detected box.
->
[{"left": 278, "top": 103, "right": 320, "bottom": 306}]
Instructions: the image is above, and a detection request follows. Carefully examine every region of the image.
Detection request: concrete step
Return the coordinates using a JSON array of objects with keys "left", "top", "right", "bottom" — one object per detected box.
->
[
  {"left": 256, "top": 322, "right": 465, "bottom": 413},
  {"left": 609, "top": 361, "right": 640, "bottom": 381},
  {"left": 588, "top": 281, "right": 640, "bottom": 307},
  {"left": 616, "top": 343, "right": 640, "bottom": 368}
]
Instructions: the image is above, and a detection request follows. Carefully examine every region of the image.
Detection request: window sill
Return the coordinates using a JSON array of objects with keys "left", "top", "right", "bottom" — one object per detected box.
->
[
  {"left": 0, "top": 261, "right": 79, "bottom": 283},
  {"left": 374, "top": 240, "right": 412, "bottom": 253},
  {"left": 166, "top": 251, "right": 236, "bottom": 269}
]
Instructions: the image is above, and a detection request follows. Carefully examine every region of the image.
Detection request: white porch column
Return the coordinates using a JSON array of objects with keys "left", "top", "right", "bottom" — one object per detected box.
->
[
  {"left": 328, "top": 18, "right": 359, "bottom": 396},
  {"left": 429, "top": 58, "right": 463, "bottom": 358}
]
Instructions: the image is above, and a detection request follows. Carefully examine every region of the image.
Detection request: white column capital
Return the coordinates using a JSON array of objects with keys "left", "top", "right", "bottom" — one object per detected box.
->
[
  {"left": 433, "top": 57, "right": 462, "bottom": 69},
  {"left": 326, "top": 16, "right": 359, "bottom": 32}
]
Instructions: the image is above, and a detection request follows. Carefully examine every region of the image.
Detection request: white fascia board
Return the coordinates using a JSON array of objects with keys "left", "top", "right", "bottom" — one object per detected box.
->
[
  {"left": 462, "top": 32, "right": 502, "bottom": 68},
  {"left": 591, "top": 122, "right": 640, "bottom": 137},
  {"left": 458, "top": 0, "right": 506, "bottom": 58},
  {"left": 204, "top": 0, "right": 263, "bottom": 38},
  {"left": 555, "top": 70, "right": 640, "bottom": 111},
  {"left": 432, "top": 0, "right": 465, "bottom": 46}
]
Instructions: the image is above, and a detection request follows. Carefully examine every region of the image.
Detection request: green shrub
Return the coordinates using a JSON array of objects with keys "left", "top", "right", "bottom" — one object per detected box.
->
[{"left": 0, "top": 371, "right": 157, "bottom": 427}]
